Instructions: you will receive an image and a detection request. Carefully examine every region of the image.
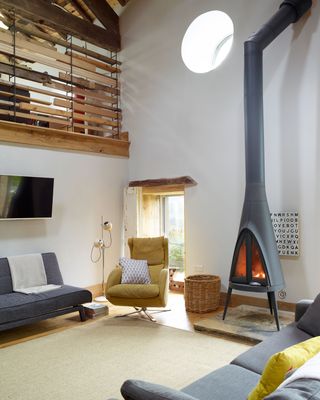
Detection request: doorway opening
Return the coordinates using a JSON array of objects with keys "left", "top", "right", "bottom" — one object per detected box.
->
[{"left": 139, "top": 187, "right": 185, "bottom": 290}]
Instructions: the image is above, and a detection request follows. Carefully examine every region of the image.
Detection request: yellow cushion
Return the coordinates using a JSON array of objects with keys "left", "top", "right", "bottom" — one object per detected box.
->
[
  {"left": 248, "top": 336, "right": 320, "bottom": 400},
  {"left": 107, "top": 284, "right": 160, "bottom": 299},
  {"left": 149, "top": 264, "right": 164, "bottom": 284},
  {"left": 131, "top": 237, "right": 165, "bottom": 265}
]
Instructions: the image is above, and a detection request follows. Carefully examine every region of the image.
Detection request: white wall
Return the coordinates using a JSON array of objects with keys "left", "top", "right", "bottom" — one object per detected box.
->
[
  {"left": 0, "top": 144, "right": 128, "bottom": 287},
  {"left": 120, "top": 0, "right": 320, "bottom": 302}
]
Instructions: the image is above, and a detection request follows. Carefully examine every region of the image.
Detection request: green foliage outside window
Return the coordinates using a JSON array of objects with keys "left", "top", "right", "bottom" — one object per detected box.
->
[{"left": 168, "top": 228, "right": 184, "bottom": 270}]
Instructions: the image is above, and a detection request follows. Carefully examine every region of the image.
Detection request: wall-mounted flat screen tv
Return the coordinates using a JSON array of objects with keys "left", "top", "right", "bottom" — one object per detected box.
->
[{"left": 0, "top": 175, "right": 54, "bottom": 219}]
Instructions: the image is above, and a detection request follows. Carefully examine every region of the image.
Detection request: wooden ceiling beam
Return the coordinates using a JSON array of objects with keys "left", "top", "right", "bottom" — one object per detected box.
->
[
  {"left": 117, "top": 0, "right": 130, "bottom": 6},
  {"left": 81, "top": 0, "right": 119, "bottom": 34},
  {"left": 0, "top": 0, "right": 120, "bottom": 51},
  {"left": 69, "top": 0, "right": 93, "bottom": 22},
  {"left": 56, "top": 0, "right": 69, "bottom": 7}
]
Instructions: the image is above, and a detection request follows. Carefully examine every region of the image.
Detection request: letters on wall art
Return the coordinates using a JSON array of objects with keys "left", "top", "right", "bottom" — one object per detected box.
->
[{"left": 270, "top": 212, "right": 299, "bottom": 257}]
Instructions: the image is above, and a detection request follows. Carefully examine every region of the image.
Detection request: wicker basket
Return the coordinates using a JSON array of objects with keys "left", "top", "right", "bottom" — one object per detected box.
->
[{"left": 184, "top": 274, "right": 221, "bottom": 313}]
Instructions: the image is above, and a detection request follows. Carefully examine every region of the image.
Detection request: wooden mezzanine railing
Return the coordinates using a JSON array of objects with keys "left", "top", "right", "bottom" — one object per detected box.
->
[{"left": 0, "top": 8, "right": 129, "bottom": 157}]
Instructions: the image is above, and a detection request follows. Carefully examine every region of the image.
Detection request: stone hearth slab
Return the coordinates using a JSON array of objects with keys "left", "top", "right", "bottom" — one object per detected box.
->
[{"left": 194, "top": 305, "right": 294, "bottom": 343}]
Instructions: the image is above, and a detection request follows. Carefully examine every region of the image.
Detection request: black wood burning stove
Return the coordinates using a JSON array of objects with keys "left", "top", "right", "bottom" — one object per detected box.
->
[{"left": 223, "top": 0, "right": 312, "bottom": 330}]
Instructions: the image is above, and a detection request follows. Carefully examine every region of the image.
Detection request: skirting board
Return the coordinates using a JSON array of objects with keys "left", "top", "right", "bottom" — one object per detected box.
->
[
  {"left": 86, "top": 284, "right": 104, "bottom": 299},
  {"left": 85, "top": 285, "right": 295, "bottom": 312},
  {"left": 219, "top": 291, "right": 295, "bottom": 312}
]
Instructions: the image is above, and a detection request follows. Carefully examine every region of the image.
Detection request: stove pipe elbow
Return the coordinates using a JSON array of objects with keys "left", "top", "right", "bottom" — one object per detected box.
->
[
  {"left": 246, "top": 0, "right": 312, "bottom": 50},
  {"left": 280, "top": 0, "right": 313, "bottom": 22}
]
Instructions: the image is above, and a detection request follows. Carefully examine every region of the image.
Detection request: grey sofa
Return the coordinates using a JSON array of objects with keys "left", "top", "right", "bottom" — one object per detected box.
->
[
  {"left": 0, "top": 252, "right": 92, "bottom": 331},
  {"left": 120, "top": 299, "right": 320, "bottom": 400}
]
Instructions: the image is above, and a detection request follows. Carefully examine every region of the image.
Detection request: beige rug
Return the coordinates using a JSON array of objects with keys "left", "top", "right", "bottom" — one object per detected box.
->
[
  {"left": 0, "top": 317, "right": 251, "bottom": 400},
  {"left": 194, "top": 305, "right": 294, "bottom": 343}
]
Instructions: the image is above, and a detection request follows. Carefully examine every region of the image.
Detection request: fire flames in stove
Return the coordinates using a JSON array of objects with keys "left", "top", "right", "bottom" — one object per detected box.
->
[
  {"left": 252, "top": 242, "right": 266, "bottom": 280},
  {"left": 234, "top": 241, "right": 246, "bottom": 278},
  {"left": 233, "top": 233, "right": 267, "bottom": 284},
  {"left": 253, "top": 271, "right": 266, "bottom": 279}
]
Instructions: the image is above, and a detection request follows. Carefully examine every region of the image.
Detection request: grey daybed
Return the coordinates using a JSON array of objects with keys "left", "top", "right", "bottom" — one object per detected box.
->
[{"left": 0, "top": 252, "right": 92, "bottom": 331}]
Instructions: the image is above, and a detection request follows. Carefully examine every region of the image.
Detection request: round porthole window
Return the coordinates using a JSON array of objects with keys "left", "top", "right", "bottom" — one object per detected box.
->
[{"left": 181, "top": 10, "right": 234, "bottom": 74}]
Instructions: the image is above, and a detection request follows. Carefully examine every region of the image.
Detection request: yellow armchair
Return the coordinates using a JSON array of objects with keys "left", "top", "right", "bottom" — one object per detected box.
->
[{"left": 106, "top": 237, "right": 169, "bottom": 321}]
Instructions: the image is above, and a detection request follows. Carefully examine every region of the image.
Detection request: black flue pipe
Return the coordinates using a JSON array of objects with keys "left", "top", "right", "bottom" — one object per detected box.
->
[
  {"left": 223, "top": 0, "right": 312, "bottom": 330},
  {"left": 245, "top": 0, "right": 312, "bottom": 186}
]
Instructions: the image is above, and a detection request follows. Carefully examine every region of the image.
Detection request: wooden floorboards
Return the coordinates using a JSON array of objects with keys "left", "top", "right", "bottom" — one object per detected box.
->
[{"left": 0, "top": 292, "right": 222, "bottom": 349}]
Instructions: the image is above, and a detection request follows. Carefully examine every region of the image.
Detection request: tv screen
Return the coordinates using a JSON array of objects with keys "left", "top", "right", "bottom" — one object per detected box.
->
[{"left": 0, "top": 175, "right": 54, "bottom": 219}]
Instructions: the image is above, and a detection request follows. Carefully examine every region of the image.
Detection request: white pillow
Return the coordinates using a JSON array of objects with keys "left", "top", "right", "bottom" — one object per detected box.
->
[
  {"left": 278, "top": 351, "right": 320, "bottom": 389},
  {"left": 119, "top": 258, "right": 151, "bottom": 284}
]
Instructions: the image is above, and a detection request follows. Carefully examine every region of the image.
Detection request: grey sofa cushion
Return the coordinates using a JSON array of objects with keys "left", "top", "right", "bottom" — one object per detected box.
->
[
  {"left": 297, "top": 294, "right": 320, "bottom": 336},
  {"left": 264, "top": 378, "right": 320, "bottom": 399},
  {"left": 295, "top": 300, "right": 313, "bottom": 322},
  {"left": 182, "top": 365, "right": 260, "bottom": 400},
  {"left": 231, "top": 323, "right": 312, "bottom": 375},
  {"left": 121, "top": 365, "right": 260, "bottom": 400},
  {"left": 121, "top": 380, "right": 198, "bottom": 400},
  {"left": 0, "top": 257, "right": 13, "bottom": 294},
  {"left": 42, "top": 253, "right": 64, "bottom": 285},
  {"left": 0, "top": 285, "right": 91, "bottom": 324}
]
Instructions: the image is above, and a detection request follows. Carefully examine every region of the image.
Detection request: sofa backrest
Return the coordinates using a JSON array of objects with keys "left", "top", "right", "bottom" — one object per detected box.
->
[
  {"left": 0, "top": 252, "right": 64, "bottom": 295},
  {"left": 42, "top": 253, "right": 64, "bottom": 286}
]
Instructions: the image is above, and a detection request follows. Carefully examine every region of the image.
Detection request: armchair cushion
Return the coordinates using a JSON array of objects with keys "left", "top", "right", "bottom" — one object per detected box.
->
[
  {"left": 120, "top": 258, "right": 151, "bottom": 284},
  {"left": 107, "top": 284, "right": 160, "bottom": 299},
  {"left": 149, "top": 264, "right": 164, "bottom": 284},
  {"left": 106, "top": 268, "right": 122, "bottom": 291},
  {"left": 130, "top": 237, "right": 167, "bottom": 266}
]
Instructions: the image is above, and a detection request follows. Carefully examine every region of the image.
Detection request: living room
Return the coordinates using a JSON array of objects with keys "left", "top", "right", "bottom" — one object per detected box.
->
[{"left": 1, "top": 0, "right": 320, "bottom": 399}]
